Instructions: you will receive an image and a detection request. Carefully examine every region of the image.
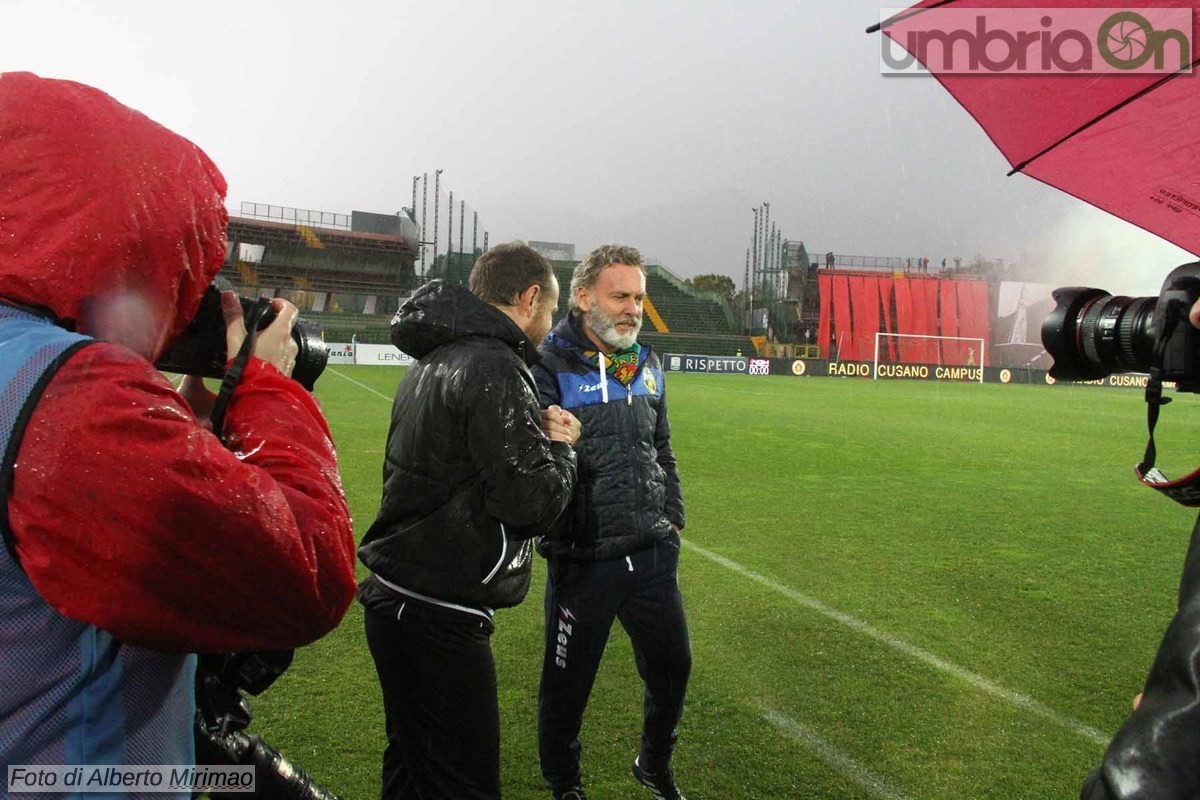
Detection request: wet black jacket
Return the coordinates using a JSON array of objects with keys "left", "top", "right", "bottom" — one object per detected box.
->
[
  {"left": 532, "top": 315, "right": 683, "bottom": 562},
  {"left": 358, "top": 280, "right": 577, "bottom": 611},
  {"left": 1081, "top": 511, "right": 1200, "bottom": 800}
]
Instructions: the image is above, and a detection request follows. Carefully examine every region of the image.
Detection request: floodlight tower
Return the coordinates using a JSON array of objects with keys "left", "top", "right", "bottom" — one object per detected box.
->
[
  {"left": 763, "top": 202, "right": 771, "bottom": 279},
  {"left": 433, "top": 169, "right": 443, "bottom": 275},
  {"left": 420, "top": 174, "right": 429, "bottom": 275},
  {"left": 750, "top": 201, "right": 792, "bottom": 341},
  {"left": 743, "top": 248, "right": 750, "bottom": 335},
  {"left": 749, "top": 207, "right": 759, "bottom": 335}
]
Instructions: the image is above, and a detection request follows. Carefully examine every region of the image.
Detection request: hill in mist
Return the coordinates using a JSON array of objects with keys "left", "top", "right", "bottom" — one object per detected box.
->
[{"left": 482, "top": 187, "right": 764, "bottom": 282}]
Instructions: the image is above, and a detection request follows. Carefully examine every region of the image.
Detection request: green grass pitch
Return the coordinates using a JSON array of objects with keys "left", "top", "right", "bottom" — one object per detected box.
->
[{"left": 246, "top": 366, "right": 1200, "bottom": 799}]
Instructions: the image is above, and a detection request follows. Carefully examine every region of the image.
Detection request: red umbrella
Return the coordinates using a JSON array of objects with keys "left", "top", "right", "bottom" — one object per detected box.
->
[
  {"left": 871, "top": 0, "right": 1200, "bottom": 254},
  {"left": 871, "top": 9, "right": 1200, "bottom": 800}
]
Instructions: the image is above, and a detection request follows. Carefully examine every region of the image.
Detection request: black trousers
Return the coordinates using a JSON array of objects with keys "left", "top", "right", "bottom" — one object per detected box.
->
[
  {"left": 364, "top": 601, "right": 500, "bottom": 800},
  {"left": 537, "top": 540, "right": 692, "bottom": 790}
]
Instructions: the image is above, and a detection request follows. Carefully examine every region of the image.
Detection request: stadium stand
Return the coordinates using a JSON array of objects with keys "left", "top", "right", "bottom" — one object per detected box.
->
[
  {"left": 218, "top": 212, "right": 419, "bottom": 344},
  {"left": 219, "top": 212, "right": 753, "bottom": 354},
  {"left": 440, "top": 255, "right": 751, "bottom": 355}
]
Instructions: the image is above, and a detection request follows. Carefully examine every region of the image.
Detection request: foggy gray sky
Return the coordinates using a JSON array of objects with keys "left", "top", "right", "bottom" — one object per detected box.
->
[{"left": 4, "top": 0, "right": 1191, "bottom": 295}]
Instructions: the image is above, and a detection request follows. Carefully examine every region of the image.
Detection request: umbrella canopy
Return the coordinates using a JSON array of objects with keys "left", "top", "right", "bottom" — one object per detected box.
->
[
  {"left": 872, "top": 7, "right": 1200, "bottom": 800},
  {"left": 872, "top": 0, "right": 1200, "bottom": 255}
]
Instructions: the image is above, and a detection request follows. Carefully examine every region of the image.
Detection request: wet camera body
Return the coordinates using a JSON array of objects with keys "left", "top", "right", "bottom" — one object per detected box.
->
[
  {"left": 1042, "top": 262, "right": 1200, "bottom": 392},
  {"left": 195, "top": 652, "right": 343, "bottom": 800},
  {"left": 155, "top": 279, "right": 328, "bottom": 390}
]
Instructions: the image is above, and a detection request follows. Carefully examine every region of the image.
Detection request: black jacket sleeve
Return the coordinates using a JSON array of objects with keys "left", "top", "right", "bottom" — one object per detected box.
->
[
  {"left": 1081, "top": 512, "right": 1200, "bottom": 799},
  {"left": 464, "top": 354, "right": 576, "bottom": 538},
  {"left": 532, "top": 353, "right": 583, "bottom": 544},
  {"left": 532, "top": 358, "right": 561, "bottom": 409}
]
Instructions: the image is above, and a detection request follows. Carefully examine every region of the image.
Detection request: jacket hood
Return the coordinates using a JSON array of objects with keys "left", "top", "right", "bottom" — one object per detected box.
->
[
  {"left": 0, "top": 72, "right": 228, "bottom": 359},
  {"left": 545, "top": 313, "right": 592, "bottom": 355},
  {"left": 392, "top": 280, "right": 538, "bottom": 364}
]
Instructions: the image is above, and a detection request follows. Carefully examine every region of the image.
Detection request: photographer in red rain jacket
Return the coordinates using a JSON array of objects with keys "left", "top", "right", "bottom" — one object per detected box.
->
[{"left": 0, "top": 73, "right": 356, "bottom": 777}]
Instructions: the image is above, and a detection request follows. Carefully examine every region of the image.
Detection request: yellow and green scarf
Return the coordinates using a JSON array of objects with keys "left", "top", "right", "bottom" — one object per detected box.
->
[{"left": 585, "top": 343, "right": 642, "bottom": 386}]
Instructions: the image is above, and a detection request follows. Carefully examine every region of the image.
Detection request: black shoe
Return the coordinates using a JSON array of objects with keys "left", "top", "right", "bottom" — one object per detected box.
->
[
  {"left": 631, "top": 758, "right": 687, "bottom": 800},
  {"left": 551, "top": 787, "right": 587, "bottom": 800}
]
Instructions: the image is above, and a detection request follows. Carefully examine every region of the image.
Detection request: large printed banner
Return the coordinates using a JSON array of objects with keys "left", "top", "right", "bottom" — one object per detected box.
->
[
  {"left": 325, "top": 343, "right": 414, "bottom": 367},
  {"left": 663, "top": 353, "right": 1149, "bottom": 389},
  {"left": 337, "top": 346, "right": 1149, "bottom": 389},
  {"left": 663, "top": 354, "right": 754, "bottom": 374},
  {"left": 355, "top": 343, "right": 413, "bottom": 366},
  {"left": 327, "top": 343, "right": 355, "bottom": 365},
  {"left": 993, "top": 281, "right": 1055, "bottom": 370}
]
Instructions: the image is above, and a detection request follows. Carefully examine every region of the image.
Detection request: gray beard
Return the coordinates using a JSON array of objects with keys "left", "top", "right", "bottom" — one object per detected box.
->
[{"left": 585, "top": 304, "right": 641, "bottom": 351}]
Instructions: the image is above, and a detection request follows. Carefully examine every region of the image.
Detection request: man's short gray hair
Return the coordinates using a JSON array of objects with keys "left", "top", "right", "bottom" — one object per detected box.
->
[{"left": 568, "top": 244, "right": 645, "bottom": 315}]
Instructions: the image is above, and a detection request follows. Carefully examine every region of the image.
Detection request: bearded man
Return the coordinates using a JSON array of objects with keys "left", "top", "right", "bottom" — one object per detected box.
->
[{"left": 531, "top": 244, "right": 691, "bottom": 800}]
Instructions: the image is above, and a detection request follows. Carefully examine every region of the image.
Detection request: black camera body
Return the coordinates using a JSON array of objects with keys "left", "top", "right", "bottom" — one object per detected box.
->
[
  {"left": 155, "top": 280, "right": 328, "bottom": 390},
  {"left": 1042, "top": 262, "right": 1200, "bottom": 392},
  {"left": 195, "top": 651, "right": 343, "bottom": 800}
]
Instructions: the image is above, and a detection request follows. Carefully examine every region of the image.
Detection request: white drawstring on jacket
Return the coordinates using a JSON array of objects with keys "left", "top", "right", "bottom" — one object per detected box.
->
[{"left": 599, "top": 351, "right": 609, "bottom": 404}]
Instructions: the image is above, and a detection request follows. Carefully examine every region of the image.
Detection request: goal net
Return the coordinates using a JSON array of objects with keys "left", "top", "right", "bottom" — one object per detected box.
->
[{"left": 873, "top": 332, "right": 985, "bottom": 383}]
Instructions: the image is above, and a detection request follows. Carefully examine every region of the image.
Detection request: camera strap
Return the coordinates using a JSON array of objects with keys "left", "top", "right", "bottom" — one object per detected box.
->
[
  {"left": 1135, "top": 306, "right": 1200, "bottom": 504},
  {"left": 209, "top": 298, "right": 271, "bottom": 444}
]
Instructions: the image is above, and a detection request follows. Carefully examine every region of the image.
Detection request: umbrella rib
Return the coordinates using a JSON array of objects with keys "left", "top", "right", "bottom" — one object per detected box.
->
[
  {"left": 865, "top": 0, "right": 958, "bottom": 34},
  {"left": 1007, "top": 57, "right": 1200, "bottom": 176}
]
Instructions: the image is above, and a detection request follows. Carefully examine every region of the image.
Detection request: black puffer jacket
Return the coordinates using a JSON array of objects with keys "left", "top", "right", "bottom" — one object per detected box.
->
[
  {"left": 358, "top": 280, "right": 577, "bottom": 610},
  {"left": 532, "top": 315, "right": 683, "bottom": 562},
  {"left": 1081, "top": 511, "right": 1200, "bottom": 799}
]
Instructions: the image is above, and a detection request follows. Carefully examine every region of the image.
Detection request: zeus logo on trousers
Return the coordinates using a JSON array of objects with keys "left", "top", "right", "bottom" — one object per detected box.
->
[{"left": 555, "top": 606, "right": 575, "bottom": 669}]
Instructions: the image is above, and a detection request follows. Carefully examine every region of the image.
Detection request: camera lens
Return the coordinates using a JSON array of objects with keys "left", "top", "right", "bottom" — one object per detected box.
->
[
  {"left": 1041, "top": 288, "right": 1157, "bottom": 381},
  {"left": 155, "top": 284, "right": 328, "bottom": 389},
  {"left": 289, "top": 319, "right": 328, "bottom": 391}
]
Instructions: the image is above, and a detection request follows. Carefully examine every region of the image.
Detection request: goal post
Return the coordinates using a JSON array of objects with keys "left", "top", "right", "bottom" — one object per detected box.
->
[{"left": 873, "top": 332, "right": 985, "bottom": 383}]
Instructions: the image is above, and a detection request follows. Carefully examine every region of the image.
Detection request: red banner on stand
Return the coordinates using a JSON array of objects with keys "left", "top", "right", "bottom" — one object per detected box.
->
[
  {"left": 877, "top": 276, "right": 895, "bottom": 361},
  {"left": 893, "top": 279, "right": 916, "bottom": 362},
  {"left": 940, "top": 281, "right": 961, "bottom": 364},
  {"left": 849, "top": 276, "right": 881, "bottom": 363},
  {"left": 818, "top": 273, "right": 832, "bottom": 359},
  {"left": 832, "top": 274, "right": 854, "bottom": 360},
  {"left": 957, "top": 281, "right": 990, "bottom": 365}
]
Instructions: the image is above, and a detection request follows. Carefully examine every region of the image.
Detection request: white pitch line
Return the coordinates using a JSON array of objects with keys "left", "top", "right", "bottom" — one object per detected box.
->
[
  {"left": 763, "top": 709, "right": 914, "bottom": 800},
  {"left": 684, "top": 540, "right": 1109, "bottom": 746},
  {"left": 327, "top": 367, "right": 394, "bottom": 402}
]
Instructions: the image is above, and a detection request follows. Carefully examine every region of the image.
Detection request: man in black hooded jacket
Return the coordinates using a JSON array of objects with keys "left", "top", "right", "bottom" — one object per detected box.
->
[{"left": 359, "top": 242, "right": 580, "bottom": 800}]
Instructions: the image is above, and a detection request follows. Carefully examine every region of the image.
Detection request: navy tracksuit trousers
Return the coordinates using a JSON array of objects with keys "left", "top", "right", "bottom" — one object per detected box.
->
[{"left": 538, "top": 539, "right": 692, "bottom": 790}]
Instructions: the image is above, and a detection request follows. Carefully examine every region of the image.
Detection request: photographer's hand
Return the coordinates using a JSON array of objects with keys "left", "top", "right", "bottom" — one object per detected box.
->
[
  {"left": 222, "top": 291, "right": 301, "bottom": 378},
  {"left": 1190, "top": 297, "right": 1200, "bottom": 330}
]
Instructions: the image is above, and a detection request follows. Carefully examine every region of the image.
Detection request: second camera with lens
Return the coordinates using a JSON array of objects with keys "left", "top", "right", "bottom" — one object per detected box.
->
[{"left": 1041, "top": 262, "right": 1200, "bottom": 391}]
